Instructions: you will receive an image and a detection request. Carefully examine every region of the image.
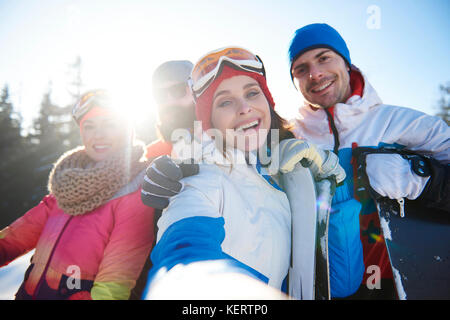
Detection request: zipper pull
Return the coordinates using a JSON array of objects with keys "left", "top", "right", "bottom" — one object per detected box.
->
[{"left": 397, "top": 198, "right": 405, "bottom": 218}]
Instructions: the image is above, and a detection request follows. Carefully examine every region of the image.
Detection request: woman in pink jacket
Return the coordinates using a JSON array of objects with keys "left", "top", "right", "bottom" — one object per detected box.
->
[{"left": 0, "top": 90, "right": 155, "bottom": 300}]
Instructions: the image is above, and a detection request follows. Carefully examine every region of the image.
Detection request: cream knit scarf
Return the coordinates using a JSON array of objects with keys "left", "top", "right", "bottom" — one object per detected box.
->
[{"left": 48, "top": 142, "right": 149, "bottom": 216}]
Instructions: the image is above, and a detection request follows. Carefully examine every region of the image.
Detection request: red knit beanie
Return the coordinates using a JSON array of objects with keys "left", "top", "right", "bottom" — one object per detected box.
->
[{"left": 195, "top": 65, "right": 276, "bottom": 131}]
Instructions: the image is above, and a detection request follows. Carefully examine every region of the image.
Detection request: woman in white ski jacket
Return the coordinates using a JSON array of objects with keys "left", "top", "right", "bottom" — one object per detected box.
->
[{"left": 142, "top": 47, "right": 345, "bottom": 298}]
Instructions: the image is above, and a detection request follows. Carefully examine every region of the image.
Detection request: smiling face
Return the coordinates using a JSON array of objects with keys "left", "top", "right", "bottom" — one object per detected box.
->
[
  {"left": 291, "top": 48, "right": 351, "bottom": 109},
  {"left": 210, "top": 75, "right": 271, "bottom": 152},
  {"left": 80, "top": 114, "right": 132, "bottom": 162}
]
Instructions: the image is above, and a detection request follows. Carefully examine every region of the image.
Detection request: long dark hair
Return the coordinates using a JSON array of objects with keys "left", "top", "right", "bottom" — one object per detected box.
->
[{"left": 267, "top": 107, "right": 295, "bottom": 145}]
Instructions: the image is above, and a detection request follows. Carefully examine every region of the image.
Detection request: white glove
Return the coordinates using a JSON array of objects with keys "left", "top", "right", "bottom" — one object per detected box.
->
[
  {"left": 366, "top": 154, "right": 430, "bottom": 200},
  {"left": 268, "top": 139, "right": 346, "bottom": 184}
]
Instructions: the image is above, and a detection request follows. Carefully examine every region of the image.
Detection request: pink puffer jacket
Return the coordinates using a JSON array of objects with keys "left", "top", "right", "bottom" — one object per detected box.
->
[{"left": 0, "top": 186, "right": 155, "bottom": 300}]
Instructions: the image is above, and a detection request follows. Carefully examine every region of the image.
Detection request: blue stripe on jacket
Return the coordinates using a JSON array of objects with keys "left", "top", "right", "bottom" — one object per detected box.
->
[
  {"left": 328, "top": 143, "right": 405, "bottom": 298},
  {"left": 143, "top": 216, "right": 268, "bottom": 297},
  {"left": 328, "top": 147, "right": 364, "bottom": 298}
]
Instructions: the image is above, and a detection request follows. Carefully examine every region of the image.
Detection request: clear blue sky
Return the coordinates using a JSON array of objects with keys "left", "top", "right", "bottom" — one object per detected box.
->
[{"left": 0, "top": 0, "right": 449, "bottom": 133}]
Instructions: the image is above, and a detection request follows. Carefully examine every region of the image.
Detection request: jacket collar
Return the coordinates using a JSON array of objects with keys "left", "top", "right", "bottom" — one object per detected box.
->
[
  {"left": 295, "top": 66, "right": 383, "bottom": 133},
  {"left": 172, "top": 131, "right": 259, "bottom": 167}
]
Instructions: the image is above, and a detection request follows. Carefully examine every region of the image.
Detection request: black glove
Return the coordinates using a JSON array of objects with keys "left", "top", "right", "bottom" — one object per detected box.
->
[
  {"left": 416, "top": 157, "right": 449, "bottom": 213},
  {"left": 141, "top": 155, "right": 199, "bottom": 210}
]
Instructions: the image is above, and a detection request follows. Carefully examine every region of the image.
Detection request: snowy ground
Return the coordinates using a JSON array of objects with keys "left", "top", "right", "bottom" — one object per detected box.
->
[{"left": 0, "top": 251, "right": 34, "bottom": 300}]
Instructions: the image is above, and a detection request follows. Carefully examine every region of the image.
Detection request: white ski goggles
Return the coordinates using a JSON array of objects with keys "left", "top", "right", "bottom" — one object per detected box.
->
[{"left": 190, "top": 47, "right": 265, "bottom": 99}]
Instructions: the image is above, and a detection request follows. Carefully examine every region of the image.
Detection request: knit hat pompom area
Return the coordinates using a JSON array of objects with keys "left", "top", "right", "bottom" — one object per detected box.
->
[
  {"left": 195, "top": 65, "right": 275, "bottom": 131},
  {"left": 288, "top": 23, "right": 351, "bottom": 78}
]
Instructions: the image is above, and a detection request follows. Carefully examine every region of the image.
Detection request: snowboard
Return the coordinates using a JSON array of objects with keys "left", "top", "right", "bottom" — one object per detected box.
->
[
  {"left": 282, "top": 164, "right": 333, "bottom": 300},
  {"left": 352, "top": 146, "right": 450, "bottom": 300},
  {"left": 377, "top": 199, "right": 450, "bottom": 300},
  {"left": 314, "top": 178, "right": 334, "bottom": 300}
]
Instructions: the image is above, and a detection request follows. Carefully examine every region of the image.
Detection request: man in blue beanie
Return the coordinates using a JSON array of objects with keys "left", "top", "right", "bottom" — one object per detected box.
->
[
  {"left": 288, "top": 23, "right": 352, "bottom": 111},
  {"left": 287, "top": 23, "right": 449, "bottom": 299}
]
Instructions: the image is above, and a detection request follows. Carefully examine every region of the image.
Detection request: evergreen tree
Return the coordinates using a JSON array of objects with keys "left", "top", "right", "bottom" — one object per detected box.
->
[
  {"left": 62, "top": 55, "right": 84, "bottom": 149},
  {"left": 67, "top": 55, "right": 83, "bottom": 101},
  {"left": 0, "top": 85, "right": 34, "bottom": 227},
  {"left": 28, "top": 86, "right": 80, "bottom": 203},
  {"left": 0, "top": 85, "right": 22, "bottom": 156}
]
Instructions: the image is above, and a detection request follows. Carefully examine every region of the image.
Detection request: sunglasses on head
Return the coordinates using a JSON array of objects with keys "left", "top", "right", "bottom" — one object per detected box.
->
[{"left": 154, "top": 82, "right": 188, "bottom": 104}]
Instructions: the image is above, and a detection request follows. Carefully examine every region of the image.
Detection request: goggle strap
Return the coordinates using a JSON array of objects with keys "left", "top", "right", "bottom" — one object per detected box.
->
[
  {"left": 255, "top": 55, "right": 266, "bottom": 78},
  {"left": 187, "top": 77, "right": 198, "bottom": 104}
]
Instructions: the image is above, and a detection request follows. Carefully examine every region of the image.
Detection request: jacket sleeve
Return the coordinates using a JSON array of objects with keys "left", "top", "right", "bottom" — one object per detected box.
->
[
  {"left": 151, "top": 171, "right": 228, "bottom": 274},
  {"left": 0, "top": 195, "right": 53, "bottom": 267},
  {"left": 386, "top": 107, "right": 449, "bottom": 163},
  {"left": 379, "top": 107, "right": 449, "bottom": 203},
  {"left": 143, "top": 172, "right": 268, "bottom": 297},
  {"left": 90, "top": 189, "right": 155, "bottom": 300}
]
